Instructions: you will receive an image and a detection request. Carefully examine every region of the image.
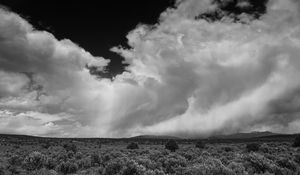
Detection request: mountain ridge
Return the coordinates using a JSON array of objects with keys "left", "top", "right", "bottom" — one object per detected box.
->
[{"left": 0, "top": 131, "right": 296, "bottom": 140}]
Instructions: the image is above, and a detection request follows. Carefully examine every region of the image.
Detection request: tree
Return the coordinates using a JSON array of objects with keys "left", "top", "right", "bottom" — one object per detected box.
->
[
  {"left": 246, "top": 143, "right": 260, "bottom": 152},
  {"left": 293, "top": 135, "right": 300, "bottom": 147},
  {"left": 165, "top": 140, "right": 179, "bottom": 152},
  {"left": 126, "top": 142, "right": 139, "bottom": 149},
  {"left": 195, "top": 140, "right": 205, "bottom": 149},
  {"left": 63, "top": 142, "right": 77, "bottom": 153}
]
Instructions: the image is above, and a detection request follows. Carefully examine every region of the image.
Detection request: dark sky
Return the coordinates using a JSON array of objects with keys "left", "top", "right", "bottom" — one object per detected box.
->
[{"left": 0, "top": 0, "right": 174, "bottom": 78}]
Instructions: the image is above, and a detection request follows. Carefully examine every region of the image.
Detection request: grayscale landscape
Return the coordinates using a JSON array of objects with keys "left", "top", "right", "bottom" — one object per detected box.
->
[{"left": 1, "top": 0, "right": 300, "bottom": 174}]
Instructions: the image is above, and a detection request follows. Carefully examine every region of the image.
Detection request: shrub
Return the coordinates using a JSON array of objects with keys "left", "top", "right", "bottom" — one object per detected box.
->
[
  {"left": 56, "top": 152, "right": 68, "bottom": 162},
  {"left": 56, "top": 161, "right": 78, "bottom": 174},
  {"left": 227, "top": 162, "right": 247, "bottom": 175},
  {"left": 44, "top": 157, "right": 56, "bottom": 170},
  {"left": 122, "top": 160, "right": 144, "bottom": 175},
  {"left": 63, "top": 143, "right": 77, "bottom": 153},
  {"left": 91, "top": 153, "right": 101, "bottom": 166},
  {"left": 165, "top": 140, "right": 179, "bottom": 152},
  {"left": 30, "top": 168, "right": 58, "bottom": 175},
  {"left": 246, "top": 143, "right": 260, "bottom": 152},
  {"left": 8, "top": 154, "right": 23, "bottom": 166},
  {"left": 7, "top": 165, "right": 22, "bottom": 175},
  {"left": 127, "top": 142, "right": 139, "bottom": 149},
  {"left": 75, "top": 151, "right": 83, "bottom": 160},
  {"left": 0, "top": 165, "right": 6, "bottom": 175},
  {"left": 67, "top": 151, "right": 74, "bottom": 159},
  {"left": 76, "top": 157, "right": 92, "bottom": 169},
  {"left": 293, "top": 135, "right": 300, "bottom": 147},
  {"left": 63, "top": 142, "right": 77, "bottom": 153},
  {"left": 195, "top": 140, "right": 205, "bottom": 149},
  {"left": 184, "top": 157, "right": 234, "bottom": 175},
  {"left": 276, "top": 157, "right": 297, "bottom": 171},
  {"left": 22, "top": 151, "right": 46, "bottom": 171},
  {"left": 242, "top": 153, "right": 274, "bottom": 174},
  {"left": 222, "top": 146, "right": 234, "bottom": 152},
  {"left": 42, "top": 142, "right": 51, "bottom": 149},
  {"left": 104, "top": 157, "right": 128, "bottom": 175},
  {"left": 294, "top": 154, "right": 300, "bottom": 164},
  {"left": 159, "top": 154, "right": 187, "bottom": 174},
  {"left": 259, "top": 143, "right": 270, "bottom": 153}
]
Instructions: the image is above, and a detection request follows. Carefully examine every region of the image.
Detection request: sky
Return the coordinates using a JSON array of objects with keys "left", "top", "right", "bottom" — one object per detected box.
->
[
  {"left": 0, "top": 0, "right": 174, "bottom": 78},
  {"left": 1, "top": 0, "right": 300, "bottom": 138}
]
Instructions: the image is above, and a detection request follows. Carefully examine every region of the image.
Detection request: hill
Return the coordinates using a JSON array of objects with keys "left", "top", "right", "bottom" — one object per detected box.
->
[
  {"left": 130, "top": 135, "right": 181, "bottom": 140},
  {"left": 211, "top": 131, "right": 279, "bottom": 140}
]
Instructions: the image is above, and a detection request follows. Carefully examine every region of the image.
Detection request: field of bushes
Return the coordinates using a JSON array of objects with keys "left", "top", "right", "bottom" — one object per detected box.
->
[{"left": 0, "top": 135, "right": 300, "bottom": 175}]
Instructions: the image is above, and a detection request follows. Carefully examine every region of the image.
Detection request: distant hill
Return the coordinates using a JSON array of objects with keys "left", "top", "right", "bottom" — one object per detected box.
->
[
  {"left": 130, "top": 135, "right": 181, "bottom": 140},
  {"left": 0, "top": 134, "right": 39, "bottom": 139},
  {"left": 210, "top": 131, "right": 281, "bottom": 140},
  {"left": 0, "top": 131, "right": 297, "bottom": 143}
]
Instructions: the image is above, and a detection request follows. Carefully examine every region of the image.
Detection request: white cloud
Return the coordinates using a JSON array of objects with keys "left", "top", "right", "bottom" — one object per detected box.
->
[{"left": 1, "top": 0, "right": 300, "bottom": 137}]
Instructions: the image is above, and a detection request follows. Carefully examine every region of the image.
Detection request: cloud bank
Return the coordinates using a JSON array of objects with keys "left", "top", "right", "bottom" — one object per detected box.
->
[{"left": 1, "top": 0, "right": 300, "bottom": 137}]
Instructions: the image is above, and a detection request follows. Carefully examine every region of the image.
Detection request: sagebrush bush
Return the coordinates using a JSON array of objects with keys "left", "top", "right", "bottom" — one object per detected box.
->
[
  {"left": 242, "top": 152, "right": 274, "bottom": 174},
  {"left": 246, "top": 143, "right": 260, "bottom": 152},
  {"left": 7, "top": 164, "right": 22, "bottom": 175},
  {"left": 184, "top": 157, "right": 234, "bottom": 175},
  {"left": 30, "top": 168, "right": 58, "bottom": 175},
  {"left": 158, "top": 154, "right": 187, "bottom": 174},
  {"left": 294, "top": 154, "right": 300, "bottom": 164},
  {"left": 75, "top": 151, "right": 83, "bottom": 160},
  {"left": 90, "top": 153, "right": 101, "bottom": 166},
  {"left": 0, "top": 165, "right": 6, "bottom": 175},
  {"left": 41, "top": 142, "right": 51, "bottom": 149},
  {"left": 56, "top": 161, "right": 78, "bottom": 174},
  {"left": 76, "top": 157, "right": 92, "bottom": 169},
  {"left": 127, "top": 142, "right": 139, "bottom": 149},
  {"left": 222, "top": 146, "right": 234, "bottom": 152},
  {"left": 122, "top": 160, "right": 145, "bottom": 175},
  {"left": 8, "top": 154, "right": 23, "bottom": 166},
  {"left": 56, "top": 151, "right": 68, "bottom": 162},
  {"left": 63, "top": 142, "right": 77, "bottom": 153},
  {"left": 227, "top": 161, "right": 247, "bottom": 175},
  {"left": 165, "top": 140, "right": 179, "bottom": 152},
  {"left": 104, "top": 157, "right": 128, "bottom": 175},
  {"left": 259, "top": 143, "right": 270, "bottom": 153},
  {"left": 2, "top": 137, "right": 300, "bottom": 175},
  {"left": 195, "top": 140, "right": 205, "bottom": 149},
  {"left": 276, "top": 157, "right": 297, "bottom": 172},
  {"left": 22, "top": 151, "right": 46, "bottom": 171},
  {"left": 44, "top": 157, "right": 56, "bottom": 170}
]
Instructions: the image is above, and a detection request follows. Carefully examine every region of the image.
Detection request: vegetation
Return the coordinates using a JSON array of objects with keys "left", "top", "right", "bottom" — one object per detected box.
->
[
  {"left": 195, "top": 140, "right": 205, "bottom": 149},
  {"left": 165, "top": 140, "right": 179, "bottom": 152},
  {"left": 0, "top": 135, "right": 299, "bottom": 174},
  {"left": 126, "top": 142, "right": 139, "bottom": 149},
  {"left": 246, "top": 142, "right": 260, "bottom": 152},
  {"left": 293, "top": 135, "right": 300, "bottom": 147},
  {"left": 63, "top": 142, "right": 77, "bottom": 153}
]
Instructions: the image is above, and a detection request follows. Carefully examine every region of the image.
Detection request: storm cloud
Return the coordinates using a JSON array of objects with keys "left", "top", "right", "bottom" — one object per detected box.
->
[{"left": 1, "top": 0, "right": 300, "bottom": 137}]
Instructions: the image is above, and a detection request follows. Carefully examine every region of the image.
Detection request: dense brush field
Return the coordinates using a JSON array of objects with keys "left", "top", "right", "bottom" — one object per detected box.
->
[{"left": 0, "top": 135, "right": 300, "bottom": 175}]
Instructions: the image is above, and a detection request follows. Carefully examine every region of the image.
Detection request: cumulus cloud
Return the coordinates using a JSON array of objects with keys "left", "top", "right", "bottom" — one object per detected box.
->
[
  {"left": 109, "top": 0, "right": 300, "bottom": 137},
  {"left": 0, "top": 8, "right": 110, "bottom": 137},
  {"left": 1, "top": 0, "right": 300, "bottom": 137}
]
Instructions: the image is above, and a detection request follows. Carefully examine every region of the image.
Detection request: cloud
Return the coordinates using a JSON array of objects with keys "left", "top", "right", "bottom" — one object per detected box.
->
[
  {"left": 0, "top": 8, "right": 110, "bottom": 137},
  {"left": 109, "top": 0, "right": 300, "bottom": 137},
  {"left": 1, "top": 0, "right": 300, "bottom": 137}
]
